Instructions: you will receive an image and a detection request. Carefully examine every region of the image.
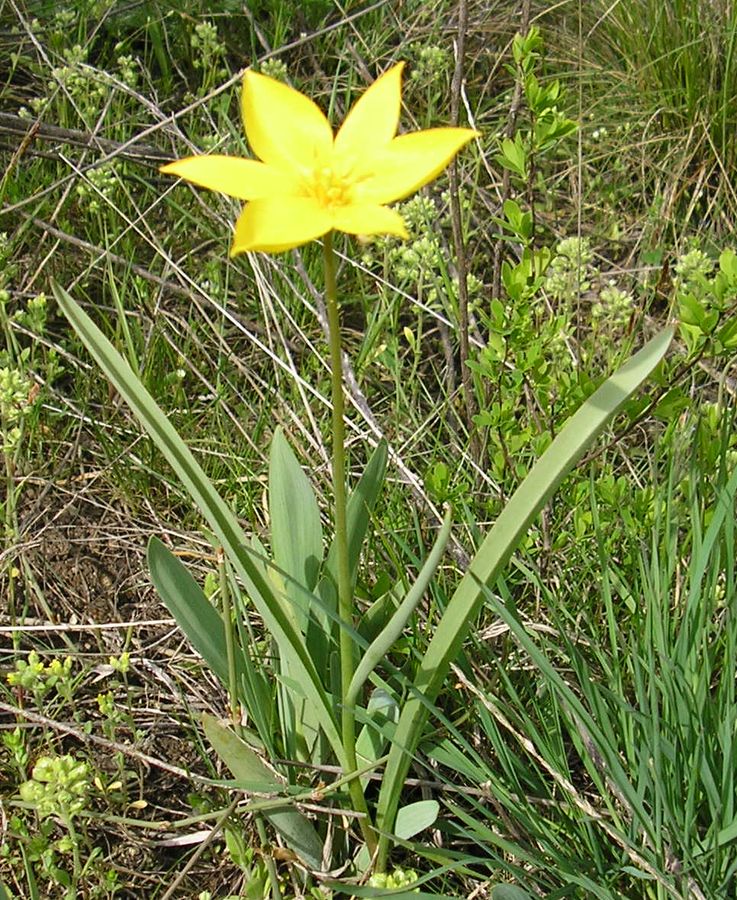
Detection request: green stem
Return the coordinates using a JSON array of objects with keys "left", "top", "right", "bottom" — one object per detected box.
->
[
  {"left": 256, "top": 814, "right": 283, "bottom": 900},
  {"left": 65, "top": 814, "right": 82, "bottom": 885},
  {"left": 4, "top": 445, "right": 17, "bottom": 635},
  {"left": 322, "top": 232, "right": 377, "bottom": 858}
]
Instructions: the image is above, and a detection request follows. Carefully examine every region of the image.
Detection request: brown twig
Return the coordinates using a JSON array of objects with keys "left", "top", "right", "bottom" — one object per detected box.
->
[
  {"left": 449, "top": 0, "right": 481, "bottom": 464},
  {"left": 0, "top": 112, "right": 169, "bottom": 163},
  {"left": 0, "top": 700, "right": 205, "bottom": 786},
  {"left": 490, "top": 0, "right": 533, "bottom": 303}
]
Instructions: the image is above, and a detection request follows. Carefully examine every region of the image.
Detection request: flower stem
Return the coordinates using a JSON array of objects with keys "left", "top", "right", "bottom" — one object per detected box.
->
[{"left": 323, "top": 232, "right": 377, "bottom": 857}]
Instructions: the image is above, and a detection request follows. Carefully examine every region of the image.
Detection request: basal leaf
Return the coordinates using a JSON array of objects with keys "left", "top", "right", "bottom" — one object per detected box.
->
[
  {"left": 394, "top": 800, "right": 439, "bottom": 840},
  {"left": 375, "top": 328, "right": 674, "bottom": 862},
  {"left": 147, "top": 536, "right": 237, "bottom": 688},
  {"left": 269, "top": 427, "right": 323, "bottom": 630},
  {"left": 52, "top": 281, "right": 345, "bottom": 767}
]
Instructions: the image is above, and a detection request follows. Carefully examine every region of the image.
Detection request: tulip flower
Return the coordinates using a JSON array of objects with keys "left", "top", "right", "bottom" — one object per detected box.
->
[
  {"left": 162, "top": 59, "right": 479, "bottom": 861},
  {"left": 161, "top": 62, "right": 477, "bottom": 253}
]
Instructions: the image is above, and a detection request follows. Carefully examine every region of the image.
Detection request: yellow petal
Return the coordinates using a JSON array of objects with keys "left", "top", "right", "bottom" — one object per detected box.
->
[
  {"left": 331, "top": 203, "right": 408, "bottom": 239},
  {"left": 241, "top": 70, "right": 334, "bottom": 172},
  {"left": 357, "top": 128, "right": 479, "bottom": 205},
  {"left": 334, "top": 63, "right": 404, "bottom": 161},
  {"left": 231, "top": 198, "right": 333, "bottom": 254},
  {"left": 161, "top": 155, "right": 298, "bottom": 200}
]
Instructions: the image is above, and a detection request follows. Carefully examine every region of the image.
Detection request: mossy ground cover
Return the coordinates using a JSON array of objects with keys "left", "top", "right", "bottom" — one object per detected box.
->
[{"left": 1, "top": 1, "right": 736, "bottom": 897}]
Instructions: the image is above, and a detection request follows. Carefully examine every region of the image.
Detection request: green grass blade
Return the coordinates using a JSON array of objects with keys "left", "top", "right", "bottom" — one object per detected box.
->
[
  {"left": 52, "top": 280, "right": 345, "bottom": 766},
  {"left": 675, "top": 463, "right": 737, "bottom": 670},
  {"left": 375, "top": 327, "right": 674, "bottom": 857}
]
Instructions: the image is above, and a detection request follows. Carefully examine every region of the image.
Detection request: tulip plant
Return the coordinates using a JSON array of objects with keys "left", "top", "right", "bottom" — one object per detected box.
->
[{"left": 52, "top": 61, "right": 673, "bottom": 894}]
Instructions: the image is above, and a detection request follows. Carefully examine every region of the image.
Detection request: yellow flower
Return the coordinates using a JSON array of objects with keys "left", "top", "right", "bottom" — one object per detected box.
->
[{"left": 161, "top": 63, "right": 478, "bottom": 254}]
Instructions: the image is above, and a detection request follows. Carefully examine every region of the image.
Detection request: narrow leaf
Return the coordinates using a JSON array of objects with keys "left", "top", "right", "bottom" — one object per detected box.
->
[
  {"left": 269, "top": 427, "right": 323, "bottom": 629},
  {"left": 346, "top": 507, "right": 452, "bottom": 708},
  {"left": 313, "top": 440, "right": 388, "bottom": 693},
  {"left": 328, "top": 887, "right": 457, "bottom": 900},
  {"left": 492, "top": 887, "right": 536, "bottom": 900},
  {"left": 147, "top": 536, "right": 240, "bottom": 688},
  {"left": 356, "top": 688, "right": 399, "bottom": 787},
  {"left": 325, "top": 440, "right": 388, "bottom": 594},
  {"left": 376, "top": 328, "right": 674, "bottom": 851},
  {"left": 52, "top": 281, "right": 345, "bottom": 766}
]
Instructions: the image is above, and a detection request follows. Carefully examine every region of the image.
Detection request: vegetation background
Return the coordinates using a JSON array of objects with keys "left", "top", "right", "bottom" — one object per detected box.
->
[{"left": 0, "top": 0, "right": 736, "bottom": 897}]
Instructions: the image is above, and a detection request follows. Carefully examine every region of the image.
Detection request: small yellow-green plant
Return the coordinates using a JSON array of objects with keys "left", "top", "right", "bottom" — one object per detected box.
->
[
  {"left": 260, "top": 57, "right": 289, "bottom": 82},
  {"left": 0, "top": 365, "right": 33, "bottom": 455},
  {"left": 676, "top": 246, "right": 737, "bottom": 357},
  {"left": 6, "top": 751, "right": 113, "bottom": 895},
  {"left": 190, "top": 20, "right": 227, "bottom": 94},
  {"left": 369, "top": 865, "right": 420, "bottom": 891},
  {"left": 19, "top": 754, "right": 90, "bottom": 822},
  {"left": 7, "top": 652, "right": 75, "bottom": 704}
]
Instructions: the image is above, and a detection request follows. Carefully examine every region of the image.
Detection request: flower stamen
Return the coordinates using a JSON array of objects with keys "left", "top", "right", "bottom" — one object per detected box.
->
[{"left": 309, "top": 165, "right": 353, "bottom": 209}]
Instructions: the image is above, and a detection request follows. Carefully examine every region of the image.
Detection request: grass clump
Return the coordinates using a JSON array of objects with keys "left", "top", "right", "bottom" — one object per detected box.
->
[{"left": 555, "top": 0, "right": 737, "bottom": 238}]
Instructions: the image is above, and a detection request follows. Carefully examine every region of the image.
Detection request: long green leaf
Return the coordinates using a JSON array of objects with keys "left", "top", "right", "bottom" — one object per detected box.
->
[
  {"left": 319, "top": 439, "right": 388, "bottom": 710},
  {"left": 329, "top": 887, "right": 458, "bottom": 900},
  {"left": 375, "top": 328, "right": 674, "bottom": 860},
  {"left": 269, "top": 426, "right": 323, "bottom": 630},
  {"left": 148, "top": 537, "right": 275, "bottom": 752},
  {"left": 269, "top": 428, "right": 327, "bottom": 758},
  {"left": 202, "top": 714, "right": 324, "bottom": 871},
  {"left": 147, "top": 536, "right": 241, "bottom": 688},
  {"left": 325, "top": 439, "right": 388, "bottom": 593},
  {"left": 491, "top": 887, "right": 535, "bottom": 900},
  {"left": 52, "top": 280, "right": 345, "bottom": 766},
  {"left": 356, "top": 687, "right": 398, "bottom": 788},
  {"left": 346, "top": 507, "right": 452, "bottom": 708}
]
